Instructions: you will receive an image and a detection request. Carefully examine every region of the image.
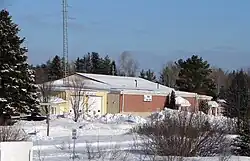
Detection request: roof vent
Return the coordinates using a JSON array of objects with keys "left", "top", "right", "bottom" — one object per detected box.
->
[
  {"left": 135, "top": 80, "right": 138, "bottom": 87},
  {"left": 157, "top": 83, "right": 159, "bottom": 89}
]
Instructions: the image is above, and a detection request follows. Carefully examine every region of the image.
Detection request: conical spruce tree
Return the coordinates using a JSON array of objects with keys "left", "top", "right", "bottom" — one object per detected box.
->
[
  {"left": 233, "top": 126, "right": 250, "bottom": 156},
  {"left": 225, "top": 70, "right": 250, "bottom": 156},
  {"left": 168, "top": 90, "right": 176, "bottom": 109},
  {"left": 0, "top": 9, "right": 39, "bottom": 116},
  {"left": 48, "top": 55, "right": 63, "bottom": 80}
]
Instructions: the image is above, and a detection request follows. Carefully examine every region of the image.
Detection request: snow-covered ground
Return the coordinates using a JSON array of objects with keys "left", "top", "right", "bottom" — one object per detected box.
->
[{"left": 17, "top": 110, "right": 250, "bottom": 161}]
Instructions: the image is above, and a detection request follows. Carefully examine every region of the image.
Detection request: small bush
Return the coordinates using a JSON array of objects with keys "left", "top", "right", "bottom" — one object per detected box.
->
[
  {"left": 0, "top": 125, "right": 28, "bottom": 142},
  {"left": 133, "top": 111, "right": 231, "bottom": 158}
]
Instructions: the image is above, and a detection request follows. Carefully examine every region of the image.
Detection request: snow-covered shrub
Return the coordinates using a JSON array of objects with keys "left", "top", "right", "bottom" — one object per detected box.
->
[
  {"left": 149, "top": 108, "right": 236, "bottom": 134},
  {"left": 0, "top": 124, "right": 28, "bottom": 141},
  {"left": 133, "top": 109, "right": 231, "bottom": 157}
]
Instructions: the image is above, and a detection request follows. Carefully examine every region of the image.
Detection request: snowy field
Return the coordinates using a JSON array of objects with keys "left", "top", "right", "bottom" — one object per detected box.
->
[{"left": 18, "top": 110, "right": 250, "bottom": 161}]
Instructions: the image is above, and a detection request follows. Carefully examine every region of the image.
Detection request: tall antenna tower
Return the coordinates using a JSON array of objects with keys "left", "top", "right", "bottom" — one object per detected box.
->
[{"left": 62, "top": 0, "right": 69, "bottom": 84}]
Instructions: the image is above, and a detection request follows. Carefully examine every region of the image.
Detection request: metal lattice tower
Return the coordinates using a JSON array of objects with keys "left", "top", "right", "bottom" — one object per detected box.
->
[{"left": 62, "top": 0, "right": 69, "bottom": 84}]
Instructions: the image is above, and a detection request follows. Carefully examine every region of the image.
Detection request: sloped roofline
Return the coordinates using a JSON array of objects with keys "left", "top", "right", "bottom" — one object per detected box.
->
[{"left": 75, "top": 72, "right": 110, "bottom": 85}]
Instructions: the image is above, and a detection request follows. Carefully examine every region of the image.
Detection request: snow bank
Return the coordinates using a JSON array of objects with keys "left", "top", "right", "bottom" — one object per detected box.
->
[
  {"left": 21, "top": 113, "right": 146, "bottom": 140},
  {"left": 99, "top": 113, "right": 147, "bottom": 124},
  {"left": 63, "top": 112, "right": 147, "bottom": 124}
]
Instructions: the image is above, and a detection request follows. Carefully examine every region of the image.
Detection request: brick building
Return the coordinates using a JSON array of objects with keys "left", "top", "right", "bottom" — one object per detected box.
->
[{"left": 48, "top": 73, "right": 212, "bottom": 117}]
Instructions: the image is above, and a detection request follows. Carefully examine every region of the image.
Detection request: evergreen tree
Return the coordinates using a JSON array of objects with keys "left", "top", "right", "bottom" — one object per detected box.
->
[
  {"left": 0, "top": 9, "right": 39, "bottom": 117},
  {"left": 110, "top": 60, "right": 117, "bottom": 76},
  {"left": 75, "top": 57, "right": 83, "bottom": 72},
  {"left": 176, "top": 55, "right": 216, "bottom": 96},
  {"left": 100, "top": 55, "right": 112, "bottom": 75},
  {"left": 139, "top": 69, "right": 146, "bottom": 79},
  {"left": 75, "top": 53, "right": 116, "bottom": 75},
  {"left": 79, "top": 53, "right": 92, "bottom": 73},
  {"left": 233, "top": 127, "right": 250, "bottom": 156},
  {"left": 140, "top": 69, "right": 157, "bottom": 82},
  {"left": 218, "top": 85, "right": 226, "bottom": 99},
  {"left": 224, "top": 70, "right": 249, "bottom": 118},
  {"left": 224, "top": 70, "right": 250, "bottom": 156},
  {"left": 233, "top": 126, "right": 250, "bottom": 157},
  {"left": 224, "top": 70, "right": 250, "bottom": 128},
  {"left": 168, "top": 90, "right": 176, "bottom": 109},
  {"left": 145, "top": 69, "right": 156, "bottom": 82},
  {"left": 48, "top": 55, "right": 63, "bottom": 80},
  {"left": 90, "top": 52, "right": 101, "bottom": 74}
]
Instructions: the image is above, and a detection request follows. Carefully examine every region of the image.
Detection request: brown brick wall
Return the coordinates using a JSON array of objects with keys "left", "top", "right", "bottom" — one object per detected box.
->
[
  {"left": 119, "top": 94, "right": 200, "bottom": 113},
  {"left": 120, "top": 94, "right": 168, "bottom": 112}
]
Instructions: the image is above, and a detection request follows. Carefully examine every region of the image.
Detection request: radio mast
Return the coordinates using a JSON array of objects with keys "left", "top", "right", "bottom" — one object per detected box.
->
[{"left": 62, "top": 0, "right": 69, "bottom": 84}]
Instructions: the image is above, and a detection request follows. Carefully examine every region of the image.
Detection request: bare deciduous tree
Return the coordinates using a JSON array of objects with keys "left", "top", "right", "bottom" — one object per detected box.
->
[
  {"left": 34, "top": 65, "right": 49, "bottom": 84},
  {"left": 133, "top": 111, "right": 231, "bottom": 158},
  {"left": 118, "top": 51, "right": 139, "bottom": 77},
  {"left": 210, "top": 67, "right": 228, "bottom": 95},
  {"left": 69, "top": 77, "right": 88, "bottom": 122},
  {"left": 159, "top": 61, "right": 180, "bottom": 88},
  {"left": 0, "top": 124, "right": 28, "bottom": 141},
  {"left": 37, "top": 75, "right": 54, "bottom": 136}
]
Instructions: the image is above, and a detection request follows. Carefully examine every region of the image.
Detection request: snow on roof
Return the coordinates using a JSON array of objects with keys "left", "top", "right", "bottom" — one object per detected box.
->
[
  {"left": 120, "top": 89, "right": 170, "bottom": 95},
  {"left": 39, "top": 97, "right": 66, "bottom": 105},
  {"left": 198, "top": 95, "right": 213, "bottom": 100},
  {"left": 217, "top": 99, "right": 226, "bottom": 103},
  {"left": 175, "top": 91, "right": 196, "bottom": 97},
  {"left": 51, "top": 75, "right": 111, "bottom": 90},
  {"left": 208, "top": 101, "right": 219, "bottom": 108},
  {"left": 175, "top": 91, "right": 213, "bottom": 99},
  {"left": 175, "top": 96, "right": 191, "bottom": 107},
  {"left": 49, "top": 97, "right": 67, "bottom": 104},
  {"left": 76, "top": 73, "right": 173, "bottom": 93},
  {"left": 47, "top": 73, "right": 213, "bottom": 99}
]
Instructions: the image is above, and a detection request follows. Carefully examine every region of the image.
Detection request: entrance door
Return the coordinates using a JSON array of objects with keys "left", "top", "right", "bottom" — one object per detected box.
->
[
  {"left": 107, "top": 93, "right": 120, "bottom": 114},
  {"left": 87, "top": 96, "right": 102, "bottom": 116}
]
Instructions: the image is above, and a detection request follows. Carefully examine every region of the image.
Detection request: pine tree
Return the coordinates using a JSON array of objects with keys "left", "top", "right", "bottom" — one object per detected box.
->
[
  {"left": 140, "top": 69, "right": 157, "bottom": 82},
  {"left": 0, "top": 9, "right": 39, "bottom": 117},
  {"left": 48, "top": 55, "right": 63, "bottom": 80},
  {"left": 224, "top": 70, "right": 250, "bottom": 156},
  {"left": 218, "top": 85, "right": 226, "bottom": 99},
  {"left": 139, "top": 69, "right": 146, "bottom": 79},
  {"left": 176, "top": 55, "right": 216, "bottom": 96},
  {"left": 90, "top": 52, "right": 101, "bottom": 74},
  {"left": 110, "top": 60, "right": 117, "bottom": 76},
  {"left": 84, "top": 53, "right": 92, "bottom": 73},
  {"left": 224, "top": 70, "right": 249, "bottom": 120},
  {"left": 233, "top": 127, "right": 250, "bottom": 156},
  {"left": 168, "top": 90, "right": 176, "bottom": 109},
  {"left": 145, "top": 69, "right": 156, "bottom": 82},
  {"left": 100, "top": 55, "right": 112, "bottom": 75},
  {"left": 75, "top": 57, "right": 82, "bottom": 72}
]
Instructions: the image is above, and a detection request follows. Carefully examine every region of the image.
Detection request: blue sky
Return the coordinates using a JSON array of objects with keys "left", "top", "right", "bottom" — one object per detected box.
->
[{"left": 5, "top": 0, "right": 250, "bottom": 72}]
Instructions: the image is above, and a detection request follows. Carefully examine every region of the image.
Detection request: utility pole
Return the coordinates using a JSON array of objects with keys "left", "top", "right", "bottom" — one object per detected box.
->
[{"left": 62, "top": 0, "right": 69, "bottom": 84}]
